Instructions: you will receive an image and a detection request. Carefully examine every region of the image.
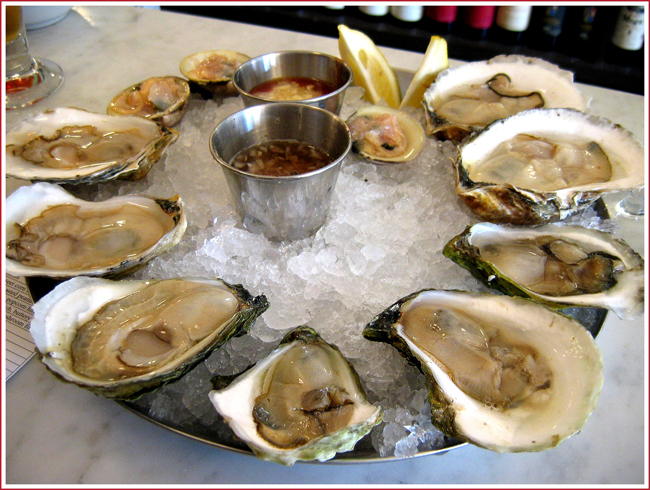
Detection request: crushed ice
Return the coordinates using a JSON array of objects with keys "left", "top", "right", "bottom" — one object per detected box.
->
[{"left": 71, "top": 86, "right": 615, "bottom": 459}]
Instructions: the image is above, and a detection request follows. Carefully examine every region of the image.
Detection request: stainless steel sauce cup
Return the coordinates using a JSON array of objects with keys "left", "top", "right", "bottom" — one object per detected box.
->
[
  {"left": 210, "top": 103, "right": 351, "bottom": 241},
  {"left": 232, "top": 50, "right": 352, "bottom": 115}
]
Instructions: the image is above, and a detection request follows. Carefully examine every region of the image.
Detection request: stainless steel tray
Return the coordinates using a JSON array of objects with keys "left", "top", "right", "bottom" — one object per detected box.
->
[{"left": 24, "top": 69, "right": 608, "bottom": 463}]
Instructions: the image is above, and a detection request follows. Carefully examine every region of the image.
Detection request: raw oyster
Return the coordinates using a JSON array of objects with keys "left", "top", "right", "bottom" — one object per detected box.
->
[
  {"left": 6, "top": 182, "right": 186, "bottom": 279},
  {"left": 6, "top": 107, "right": 178, "bottom": 184},
  {"left": 346, "top": 105, "right": 425, "bottom": 164},
  {"left": 29, "top": 276, "right": 269, "bottom": 400},
  {"left": 179, "top": 50, "right": 250, "bottom": 97},
  {"left": 209, "top": 326, "right": 382, "bottom": 465},
  {"left": 443, "top": 223, "right": 644, "bottom": 320},
  {"left": 107, "top": 76, "right": 191, "bottom": 127},
  {"left": 363, "top": 290, "right": 603, "bottom": 452},
  {"left": 455, "top": 108, "right": 644, "bottom": 225},
  {"left": 424, "top": 55, "right": 587, "bottom": 141}
]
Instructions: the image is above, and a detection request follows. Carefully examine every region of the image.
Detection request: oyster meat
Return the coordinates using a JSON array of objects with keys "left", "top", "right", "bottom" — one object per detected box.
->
[
  {"left": 424, "top": 55, "right": 587, "bottom": 141},
  {"left": 179, "top": 50, "right": 250, "bottom": 97},
  {"left": 6, "top": 182, "right": 186, "bottom": 278},
  {"left": 6, "top": 107, "right": 178, "bottom": 184},
  {"left": 364, "top": 290, "right": 603, "bottom": 452},
  {"left": 209, "top": 326, "right": 382, "bottom": 465},
  {"left": 455, "top": 108, "right": 644, "bottom": 225},
  {"left": 29, "top": 276, "right": 269, "bottom": 399},
  {"left": 346, "top": 105, "right": 425, "bottom": 164},
  {"left": 107, "top": 76, "right": 191, "bottom": 127},
  {"left": 443, "top": 222, "right": 644, "bottom": 320}
]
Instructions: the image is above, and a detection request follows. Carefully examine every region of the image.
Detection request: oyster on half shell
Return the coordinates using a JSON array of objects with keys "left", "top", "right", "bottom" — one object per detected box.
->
[
  {"left": 6, "top": 107, "right": 178, "bottom": 184},
  {"left": 6, "top": 183, "right": 186, "bottom": 279},
  {"left": 209, "top": 326, "right": 382, "bottom": 465},
  {"left": 179, "top": 50, "right": 250, "bottom": 97},
  {"left": 424, "top": 55, "right": 587, "bottom": 141},
  {"left": 363, "top": 290, "right": 603, "bottom": 453},
  {"left": 443, "top": 223, "right": 645, "bottom": 320},
  {"left": 346, "top": 105, "right": 425, "bottom": 164},
  {"left": 107, "top": 76, "right": 191, "bottom": 128},
  {"left": 455, "top": 108, "right": 644, "bottom": 225},
  {"left": 29, "top": 276, "right": 269, "bottom": 400}
]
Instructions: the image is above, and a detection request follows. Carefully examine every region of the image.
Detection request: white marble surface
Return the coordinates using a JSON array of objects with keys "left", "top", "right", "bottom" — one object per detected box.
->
[{"left": 3, "top": 6, "right": 647, "bottom": 485}]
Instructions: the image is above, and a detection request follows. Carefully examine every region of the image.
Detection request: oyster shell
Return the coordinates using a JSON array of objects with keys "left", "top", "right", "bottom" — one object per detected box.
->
[
  {"left": 6, "top": 107, "right": 178, "bottom": 184},
  {"left": 179, "top": 50, "right": 250, "bottom": 97},
  {"left": 107, "top": 76, "right": 191, "bottom": 127},
  {"left": 363, "top": 290, "right": 603, "bottom": 452},
  {"left": 424, "top": 55, "right": 587, "bottom": 141},
  {"left": 346, "top": 105, "right": 425, "bottom": 164},
  {"left": 455, "top": 108, "right": 644, "bottom": 225},
  {"left": 443, "top": 223, "right": 644, "bottom": 320},
  {"left": 209, "top": 326, "right": 382, "bottom": 465},
  {"left": 29, "top": 276, "right": 269, "bottom": 400},
  {"left": 6, "top": 182, "right": 187, "bottom": 279}
]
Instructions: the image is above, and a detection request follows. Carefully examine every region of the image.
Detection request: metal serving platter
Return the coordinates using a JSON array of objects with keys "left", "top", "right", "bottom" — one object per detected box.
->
[{"left": 23, "top": 68, "right": 609, "bottom": 464}]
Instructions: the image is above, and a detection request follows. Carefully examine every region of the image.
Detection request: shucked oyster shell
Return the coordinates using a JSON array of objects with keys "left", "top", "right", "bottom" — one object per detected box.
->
[
  {"left": 179, "top": 50, "right": 250, "bottom": 97},
  {"left": 424, "top": 55, "right": 587, "bottom": 141},
  {"left": 346, "top": 105, "right": 425, "bottom": 164},
  {"left": 364, "top": 290, "right": 603, "bottom": 453},
  {"left": 29, "top": 276, "right": 269, "bottom": 400},
  {"left": 107, "top": 76, "right": 191, "bottom": 128},
  {"left": 5, "top": 182, "right": 186, "bottom": 279},
  {"left": 454, "top": 108, "right": 644, "bottom": 225},
  {"left": 443, "top": 223, "right": 644, "bottom": 320},
  {"left": 6, "top": 107, "right": 178, "bottom": 184},
  {"left": 209, "top": 326, "right": 382, "bottom": 465}
]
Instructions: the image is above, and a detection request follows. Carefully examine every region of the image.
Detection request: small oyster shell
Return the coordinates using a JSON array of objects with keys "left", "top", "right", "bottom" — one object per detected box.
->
[
  {"left": 364, "top": 290, "right": 603, "bottom": 452},
  {"left": 107, "top": 76, "right": 191, "bottom": 127},
  {"left": 455, "top": 108, "right": 644, "bottom": 225},
  {"left": 6, "top": 107, "right": 178, "bottom": 184},
  {"left": 29, "top": 276, "right": 269, "bottom": 400},
  {"left": 346, "top": 105, "right": 425, "bottom": 164},
  {"left": 5, "top": 182, "right": 187, "bottom": 279},
  {"left": 209, "top": 326, "right": 382, "bottom": 465},
  {"left": 443, "top": 222, "right": 644, "bottom": 320},
  {"left": 179, "top": 50, "right": 250, "bottom": 97},
  {"left": 424, "top": 55, "right": 587, "bottom": 141}
]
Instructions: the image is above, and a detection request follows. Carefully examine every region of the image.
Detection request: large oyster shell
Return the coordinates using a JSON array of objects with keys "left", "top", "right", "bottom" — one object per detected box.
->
[
  {"left": 424, "top": 55, "right": 587, "bottom": 141},
  {"left": 29, "top": 276, "right": 269, "bottom": 400},
  {"left": 6, "top": 107, "right": 178, "bottom": 184},
  {"left": 363, "top": 290, "right": 603, "bottom": 452},
  {"left": 107, "top": 76, "right": 191, "bottom": 128},
  {"left": 5, "top": 182, "right": 187, "bottom": 279},
  {"left": 209, "top": 326, "right": 382, "bottom": 465},
  {"left": 443, "top": 223, "right": 644, "bottom": 320},
  {"left": 454, "top": 108, "right": 644, "bottom": 225}
]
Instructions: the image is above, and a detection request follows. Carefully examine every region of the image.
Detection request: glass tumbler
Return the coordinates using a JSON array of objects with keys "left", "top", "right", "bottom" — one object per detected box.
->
[{"left": 5, "top": 6, "right": 63, "bottom": 109}]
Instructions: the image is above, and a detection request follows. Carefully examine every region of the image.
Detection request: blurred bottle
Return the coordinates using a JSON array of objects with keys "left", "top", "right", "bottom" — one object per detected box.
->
[
  {"left": 425, "top": 6, "right": 458, "bottom": 33},
  {"left": 462, "top": 6, "right": 496, "bottom": 39},
  {"left": 390, "top": 6, "right": 424, "bottom": 23},
  {"left": 605, "top": 6, "right": 645, "bottom": 67},
  {"left": 529, "top": 6, "right": 567, "bottom": 50},
  {"left": 561, "top": 6, "right": 602, "bottom": 60},
  {"left": 359, "top": 5, "right": 389, "bottom": 17},
  {"left": 493, "top": 6, "right": 532, "bottom": 45}
]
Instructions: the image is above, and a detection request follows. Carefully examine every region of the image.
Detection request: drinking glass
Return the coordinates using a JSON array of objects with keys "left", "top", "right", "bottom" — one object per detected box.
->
[
  {"left": 5, "top": 6, "right": 63, "bottom": 109},
  {"left": 615, "top": 188, "right": 645, "bottom": 219}
]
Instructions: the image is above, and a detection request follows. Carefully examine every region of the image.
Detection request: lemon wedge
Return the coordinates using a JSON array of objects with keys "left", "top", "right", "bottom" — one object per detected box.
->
[
  {"left": 337, "top": 24, "right": 402, "bottom": 109},
  {"left": 399, "top": 36, "right": 449, "bottom": 109}
]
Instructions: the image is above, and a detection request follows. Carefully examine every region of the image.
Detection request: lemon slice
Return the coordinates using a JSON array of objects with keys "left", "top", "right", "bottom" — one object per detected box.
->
[
  {"left": 338, "top": 24, "right": 401, "bottom": 108},
  {"left": 399, "top": 36, "right": 449, "bottom": 109}
]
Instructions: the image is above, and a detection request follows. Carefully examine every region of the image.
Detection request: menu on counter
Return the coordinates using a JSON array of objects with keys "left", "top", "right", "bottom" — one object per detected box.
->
[{"left": 5, "top": 274, "right": 35, "bottom": 379}]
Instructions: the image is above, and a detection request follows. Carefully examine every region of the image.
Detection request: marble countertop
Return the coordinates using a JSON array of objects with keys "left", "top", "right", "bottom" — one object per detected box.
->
[{"left": 3, "top": 6, "right": 647, "bottom": 485}]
